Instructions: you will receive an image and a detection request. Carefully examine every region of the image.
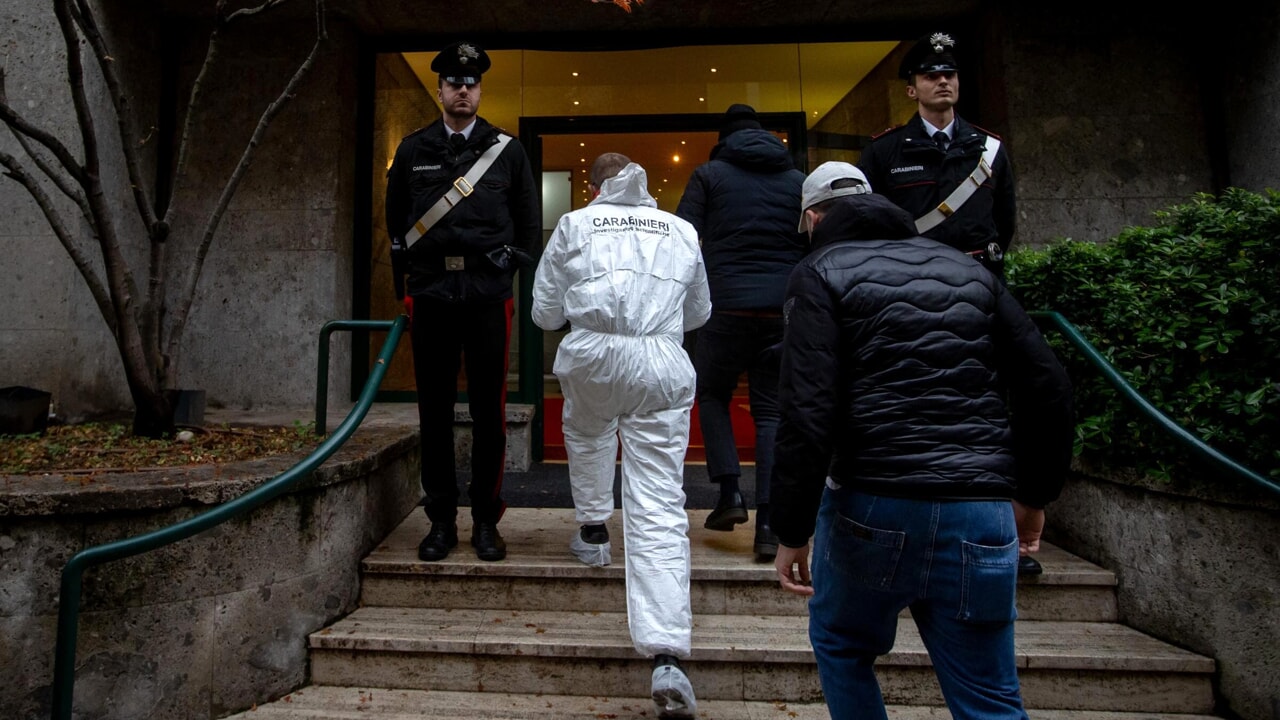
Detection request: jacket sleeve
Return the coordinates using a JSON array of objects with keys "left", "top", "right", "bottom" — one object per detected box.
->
[
  {"left": 531, "top": 218, "right": 569, "bottom": 331},
  {"left": 857, "top": 142, "right": 887, "bottom": 196},
  {"left": 385, "top": 146, "right": 410, "bottom": 300},
  {"left": 683, "top": 247, "right": 712, "bottom": 332},
  {"left": 771, "top": 262, "right": 844, "bottom": 547},
  {"left": 506, "top": 138, "right": 543, "bottom": 264},
  {"left": 673, "top": 168, "right": 708, "bottom": 237},
  {"left": 993, "top": 285, "right": 1074, "bottom": 508},
  {"left": 993, "top": 145, "right": 1017, "bottom": 252}
]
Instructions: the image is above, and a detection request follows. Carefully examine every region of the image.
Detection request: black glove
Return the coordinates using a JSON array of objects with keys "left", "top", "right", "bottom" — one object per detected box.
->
[{"left": 484, "top": 245, "right": 536, "bottom": 271}]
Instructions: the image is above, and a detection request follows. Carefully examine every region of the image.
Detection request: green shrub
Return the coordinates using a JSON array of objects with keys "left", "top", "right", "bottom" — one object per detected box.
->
[{"left": 1006, "top": 188, "right": 1280, "bottom": 481}]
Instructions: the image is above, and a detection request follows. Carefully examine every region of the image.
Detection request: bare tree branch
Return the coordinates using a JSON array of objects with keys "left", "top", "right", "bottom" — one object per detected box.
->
[
  {"left": 0, "top": 66, "right": 88, "bottom": 186},
  {"left": 68, "top": 0, "right": 161, "bottom": 232},
  {"left": 226, "top": 0, "right": 293, "bottom": 22},
  {"left": 51, "top": 0, "right": 146, "bottom": 362},
  {"left": 0, "top": 151, "right": 116, "bottom": 334},
  {"left": 165, "top": 0, "right": 327, "bottom": 364},
  {"left": 9, "top": 128, "right": 92, "bottom": 219}
]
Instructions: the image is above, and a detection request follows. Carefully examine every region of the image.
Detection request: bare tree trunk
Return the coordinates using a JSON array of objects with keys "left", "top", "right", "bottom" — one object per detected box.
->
[{"left": 1, "top": 0, "right": 327, "bottom": 437}]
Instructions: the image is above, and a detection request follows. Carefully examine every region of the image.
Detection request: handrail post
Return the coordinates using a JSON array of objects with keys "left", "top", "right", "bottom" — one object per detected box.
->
[{"left": 314, "top": 318, "right": 408, "bottom": 435}]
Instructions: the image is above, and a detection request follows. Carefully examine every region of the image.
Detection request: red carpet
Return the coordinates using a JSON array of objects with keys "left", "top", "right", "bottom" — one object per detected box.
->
[{"left": 542, "top": 396, "right": 756, "bottom": 463}]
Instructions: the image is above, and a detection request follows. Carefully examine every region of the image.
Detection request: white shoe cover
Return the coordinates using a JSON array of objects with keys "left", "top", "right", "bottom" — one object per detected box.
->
[
  {"left": 569, "top": 531, "right": 611, "bottom": 567},
  {"left": 651, "top": 663, "right": 697, "bottom": 718}
]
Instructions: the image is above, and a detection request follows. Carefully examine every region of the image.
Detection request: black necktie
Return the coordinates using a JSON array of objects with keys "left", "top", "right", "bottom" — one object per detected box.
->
[
  {"left": 933, "top": 130, "right": 949, "bottom": 152},
  {"left": 449, "top": 132, "right": 465, "bottom": 153}
]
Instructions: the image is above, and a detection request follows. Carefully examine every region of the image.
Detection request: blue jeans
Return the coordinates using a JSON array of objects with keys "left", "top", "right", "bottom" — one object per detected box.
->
[
  {"left": 693, "top": 312, "right": 783, "bottom": 505},
  {"left": 808, "top": 488, "right": 1027, "bottom": 720}
]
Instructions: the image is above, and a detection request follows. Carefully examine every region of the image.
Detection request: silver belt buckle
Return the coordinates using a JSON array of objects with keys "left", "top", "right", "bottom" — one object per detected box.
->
[{"left": 444, "top": 256, "right": 465, "bottom": 271}]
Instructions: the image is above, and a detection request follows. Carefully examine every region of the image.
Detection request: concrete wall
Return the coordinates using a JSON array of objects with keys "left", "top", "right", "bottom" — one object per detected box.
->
[
  {"left": 1046, "top": 470, "right": 1280, "bottom": 720},
  {"left": 0, "top": 426, "right": 422, "bottom": 719},
  {"left": 999, "top": 9, "right": 1214, "bottom": 247},
  {"left": 1220, "top": 2, "right": 1280, "bottom": 192}
]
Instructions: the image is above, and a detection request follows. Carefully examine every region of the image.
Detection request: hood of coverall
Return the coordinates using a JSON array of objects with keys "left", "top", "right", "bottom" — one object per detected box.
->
[{"left": 590, "top": 162, "right": 659, "bottom": 209}]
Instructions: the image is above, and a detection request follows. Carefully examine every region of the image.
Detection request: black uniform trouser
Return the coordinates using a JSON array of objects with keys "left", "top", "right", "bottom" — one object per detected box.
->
[{"left": 409, "top": 296, "right": 512, "bottom": 526}]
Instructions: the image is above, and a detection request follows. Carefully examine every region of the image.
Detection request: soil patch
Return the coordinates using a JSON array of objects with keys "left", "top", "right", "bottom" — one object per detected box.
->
[{"left": 0, "top": 421, "right": 319, "bottom": 474}]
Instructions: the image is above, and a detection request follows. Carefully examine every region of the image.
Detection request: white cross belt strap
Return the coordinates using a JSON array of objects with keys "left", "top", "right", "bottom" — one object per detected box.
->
[
  {"left": 914, "top": 135, "right": 1001, "bottom": 234},
  {"left": 404, "top": 133, "right": 513, "bottom": 249}
]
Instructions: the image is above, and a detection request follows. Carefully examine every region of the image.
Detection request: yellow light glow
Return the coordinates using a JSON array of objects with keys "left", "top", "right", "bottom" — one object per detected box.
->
[{"left": 672, "top": 154, "right": 680, "bottom": 163}]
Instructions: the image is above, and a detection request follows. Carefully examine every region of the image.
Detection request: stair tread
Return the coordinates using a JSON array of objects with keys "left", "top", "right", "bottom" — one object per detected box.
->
[
  {"left": 224, "top": 686, "right": 1226, "bottom": 719},
  {"left": 364, "top": 508, "right": 1116, "bottom": 586},
  {"left": 313, "top": 607, "right": 1214, "bottom": 673}
]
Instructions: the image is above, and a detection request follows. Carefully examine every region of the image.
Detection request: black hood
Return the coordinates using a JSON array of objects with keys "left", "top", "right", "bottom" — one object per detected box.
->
[
  {"left": 810, "top": 193, "right": 918, "bottom": 249},
  {"left": 709, "top": 128, "right": 796, "bottom": 172}
]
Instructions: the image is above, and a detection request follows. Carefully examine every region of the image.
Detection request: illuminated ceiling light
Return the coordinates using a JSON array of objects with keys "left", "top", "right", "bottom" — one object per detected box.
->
[
  {"left": 579, "top": 142, "right": 586, "bottom": 147},
  {"left": 698, "top": 97, "right": 705, "bottom": 103},
  {"left": 573, "top": 100, "right": 580, "bottom": 105},
  {"left": 572, "top": 71, "right": 580, "bottom": 77},
  {"left": 710, "top": 68, "right": 717, "bottom": 73},
  {"left": 672, "top": 154, "right": 681, "bottom": 163}
]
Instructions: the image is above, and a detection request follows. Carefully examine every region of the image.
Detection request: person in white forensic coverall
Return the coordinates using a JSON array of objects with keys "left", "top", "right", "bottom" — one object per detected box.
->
[{"left": 532, "top": 154, "right": 711, "bottom": 719}]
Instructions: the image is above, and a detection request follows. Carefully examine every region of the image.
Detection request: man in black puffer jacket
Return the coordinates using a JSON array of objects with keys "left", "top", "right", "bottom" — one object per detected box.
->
[
  {"left": 675, "top": 104, "right": 807, "bottom": 560},
  {"left": 771, "top": 162, "right": 1073, "bottom": 720}
]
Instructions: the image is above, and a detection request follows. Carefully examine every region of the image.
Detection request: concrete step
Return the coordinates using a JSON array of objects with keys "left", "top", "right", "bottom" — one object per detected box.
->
[
  {"left": 361, "top": 508, "right": 1120, "bottom": 622},
  {"left": 223, "top": 685, "right": 1227, "bottom": 719},
  {"left": 308, "top": 607, "right": 1215, "bottom": 713}
]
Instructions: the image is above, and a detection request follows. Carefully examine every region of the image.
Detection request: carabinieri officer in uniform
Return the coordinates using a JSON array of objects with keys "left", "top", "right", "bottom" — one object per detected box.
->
[
  {"left": 858, "top": 32, "right": 1016, "bottom": 275},
  {"left": 385, "top": 40, "right": 540, "bottom": 563}
]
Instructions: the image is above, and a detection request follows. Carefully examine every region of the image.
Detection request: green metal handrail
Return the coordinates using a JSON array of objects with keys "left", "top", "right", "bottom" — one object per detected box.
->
[
  {"left": 1031, "top": 310, "right": 1279, "bottom": 498},
  {"left": 315, "top": 319, "right": 406, "bottom": 434},
  {"left": 50, "top": 315, "right": 407, "bottom": 720}
]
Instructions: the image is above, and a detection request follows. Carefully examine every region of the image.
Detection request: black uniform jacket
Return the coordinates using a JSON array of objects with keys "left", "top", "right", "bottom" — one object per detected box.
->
[
  {"left": 858, "top": 113, "right": 1016, "bottom": 255},
  {"left": 675, "top": 128, "right": 808, "bottom": 311},
  {"left": 385, "top": 116, "right": 540, "bottom": 303},
  {"left": 770, "top": 194, "right": 1073, "bottom": 548}
]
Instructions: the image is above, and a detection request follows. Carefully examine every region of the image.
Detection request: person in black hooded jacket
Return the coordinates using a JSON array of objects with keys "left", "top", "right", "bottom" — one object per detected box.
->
[
  {"left": 771, "top": 161, "right": 1073, "bottom": 720},
  {"left": 675, "top": 104, "right": 807, "bottom": 560}
]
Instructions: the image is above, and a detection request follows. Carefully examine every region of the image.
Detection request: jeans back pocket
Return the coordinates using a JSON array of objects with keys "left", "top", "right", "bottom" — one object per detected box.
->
[
  {"left": 828, "top": 513, "right": 906, "bottom": 591},
  {"left": 958, "top": 538, "right": 1019, "bottom": 623}
]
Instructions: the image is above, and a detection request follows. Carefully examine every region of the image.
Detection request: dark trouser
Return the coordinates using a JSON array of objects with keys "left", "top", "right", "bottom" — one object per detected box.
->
[
  {"left": 409, "top": 296, "right": 512, "bottom": 526},
  {"left": 693, "top": 311, "right": 784, "bottom": 506}
]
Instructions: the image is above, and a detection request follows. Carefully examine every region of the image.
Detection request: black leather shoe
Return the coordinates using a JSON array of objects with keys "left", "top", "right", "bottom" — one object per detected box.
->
[
  {"left": 753, "top": 523, "right": 779, "bottom": 562},
  {"left": 417, "top": 522, "right": 458, "bottom": 562},
  {"left": 704, "top": 491, "right": 748, "bottom": 531},
  {"left": 471, "top": 521, "right": 507, "bottom": 561},
  {"left": 1018, "top": 555, "right": 1043, "bottom": 576}
]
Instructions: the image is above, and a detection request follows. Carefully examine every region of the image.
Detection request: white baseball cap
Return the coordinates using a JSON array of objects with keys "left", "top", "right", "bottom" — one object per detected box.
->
[{"left": 798, "top": 162, "right": 872, "bottom": 231}]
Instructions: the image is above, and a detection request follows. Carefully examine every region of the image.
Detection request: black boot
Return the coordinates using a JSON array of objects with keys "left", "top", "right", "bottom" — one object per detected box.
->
[
  {"left": 704, "top": 475, "right": 748, "bottom": 531},
  {"left": 417, "top": 521, "right": 458, "bottom": 562},
  {"left": 1018, "top": 555, "right": 1043, "bottom": 576},
  {"left": 471, "top": 521, "right": 507, "bottom": 561},
  {"left": 753, "top": 503, "right": 778, "bottom": 561}
]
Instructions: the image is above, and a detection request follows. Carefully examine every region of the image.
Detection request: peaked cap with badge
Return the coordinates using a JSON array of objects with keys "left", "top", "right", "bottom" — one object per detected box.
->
[
  {"left": 432, "top": 41, "right": 492, "bottom": 85},
  {"left": 898, "top": 32, "right": 960, "bottom": 79}
]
